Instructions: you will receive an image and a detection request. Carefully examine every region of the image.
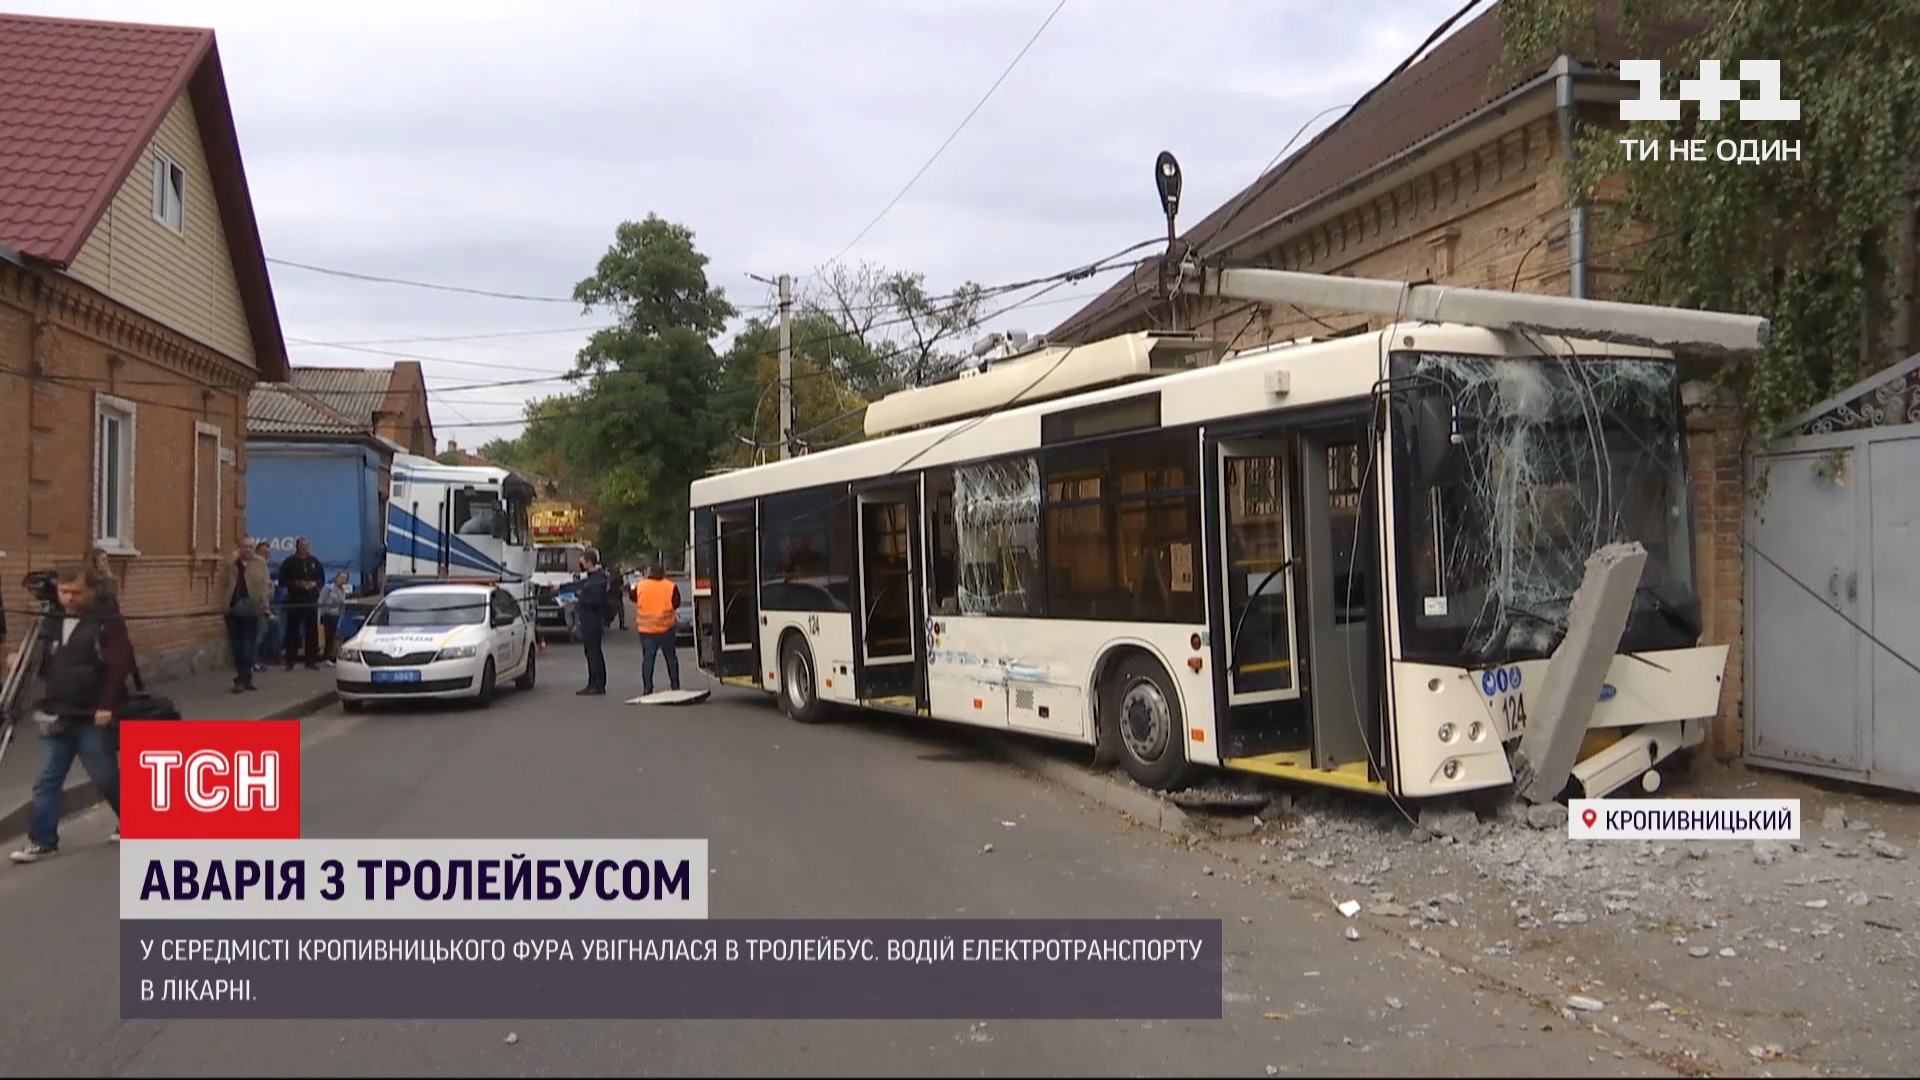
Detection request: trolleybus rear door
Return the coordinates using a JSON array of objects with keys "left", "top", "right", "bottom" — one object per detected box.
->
[
  {"left": 715, "top": 505, "right": 760, "bottom": 683},
  {"left": 1217, "top": 440, "right": 1302, "bottom": 707},
  {"left": 853, "top": 487, "right": 923, "bottom": 706}
]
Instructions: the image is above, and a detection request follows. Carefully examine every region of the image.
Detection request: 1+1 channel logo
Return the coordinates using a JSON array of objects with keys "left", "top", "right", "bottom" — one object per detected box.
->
[{"left": 1615, "top": 59, "right": 1801, "bottom": 165}]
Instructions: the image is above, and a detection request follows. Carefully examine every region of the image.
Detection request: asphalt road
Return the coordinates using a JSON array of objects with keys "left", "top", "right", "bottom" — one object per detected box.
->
[{"left": 0, "top": 637, "right": 1679, "bottom": 1077}]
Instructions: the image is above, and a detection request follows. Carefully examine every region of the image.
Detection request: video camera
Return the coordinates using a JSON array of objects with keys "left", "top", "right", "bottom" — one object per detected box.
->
[{"left": 21, "top": 569, "right": 58, "bottom": 607}]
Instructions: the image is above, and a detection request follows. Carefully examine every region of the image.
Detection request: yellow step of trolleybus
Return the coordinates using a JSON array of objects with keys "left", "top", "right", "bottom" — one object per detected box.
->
[{"left": 688, "top": 252, "right": 1767, "bottom": 803}]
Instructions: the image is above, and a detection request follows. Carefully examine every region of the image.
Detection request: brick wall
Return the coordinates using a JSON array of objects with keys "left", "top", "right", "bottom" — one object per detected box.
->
[
  {"left": 1119, "top": 111, "right": 1752, "bottom": 754},
  {"left": 1, "top": 262, "right": 257, "bottom": 684}
]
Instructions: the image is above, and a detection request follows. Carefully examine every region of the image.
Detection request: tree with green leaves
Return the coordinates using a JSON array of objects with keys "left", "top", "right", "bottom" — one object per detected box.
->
[
  {"left": 494, "top": 215, "right": 739, "bottom": 562},
  {"left": 714, "top": 311, "right": 872, "bottom": 466},
  {"left": 1501, "top": 0, "right": 1920, "bottom": 436}
]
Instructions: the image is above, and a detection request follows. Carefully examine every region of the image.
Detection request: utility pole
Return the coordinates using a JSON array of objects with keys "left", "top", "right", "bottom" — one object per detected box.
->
[{"left": 778, "top": 273, "right": 793, "bottom": 459}]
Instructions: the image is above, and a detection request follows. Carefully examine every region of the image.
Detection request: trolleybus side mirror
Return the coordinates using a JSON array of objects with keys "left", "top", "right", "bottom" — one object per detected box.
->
[{"left": 1413, "top": 392, "right": 1467, "bottom": 487}]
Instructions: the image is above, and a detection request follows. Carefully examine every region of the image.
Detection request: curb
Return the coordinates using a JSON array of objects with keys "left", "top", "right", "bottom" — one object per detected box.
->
[
  {"left": 0, "top": 688, "right": 339, "bottom": 842},
  {"left": 985, "top": 737, "right": 1198, "bottom": 835}
]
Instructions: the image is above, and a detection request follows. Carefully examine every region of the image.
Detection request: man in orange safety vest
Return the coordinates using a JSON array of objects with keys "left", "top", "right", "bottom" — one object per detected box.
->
[{"left": 633, "top": 563, "right": 682, "bottom": 696}]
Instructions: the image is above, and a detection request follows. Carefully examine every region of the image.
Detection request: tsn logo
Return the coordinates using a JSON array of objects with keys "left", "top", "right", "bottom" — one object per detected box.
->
[
  {"left": 1619, "top": 59, "right": 1800, "bottom": 122},
  {"left": 120, "top": 721, "right": 302, "bottom": 840}
]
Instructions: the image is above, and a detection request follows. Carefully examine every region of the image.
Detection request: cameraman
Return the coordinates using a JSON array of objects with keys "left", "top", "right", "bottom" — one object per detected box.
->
[{"left": 8, "top": 564, "right": 127, "bottom": 864}]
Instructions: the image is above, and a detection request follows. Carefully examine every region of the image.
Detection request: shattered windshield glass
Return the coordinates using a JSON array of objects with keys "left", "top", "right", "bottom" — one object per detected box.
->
[{"left": 1390, "top": 352, "right": 1699, "bottom": 665}]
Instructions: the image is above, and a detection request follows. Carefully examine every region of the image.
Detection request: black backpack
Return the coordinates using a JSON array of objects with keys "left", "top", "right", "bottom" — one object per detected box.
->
[{"left": 117, "top": 665, "right": 181, "bottom": 721}]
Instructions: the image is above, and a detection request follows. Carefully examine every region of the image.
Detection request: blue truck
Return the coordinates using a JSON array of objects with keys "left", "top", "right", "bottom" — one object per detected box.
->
[{"left": 244, "top": 441, "right": 388, "bottom": 635}]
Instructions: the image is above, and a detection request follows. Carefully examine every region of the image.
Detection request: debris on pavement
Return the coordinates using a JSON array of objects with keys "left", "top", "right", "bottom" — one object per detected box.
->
[
  {"left": 1336, "top": 900, "right": 1361, "bottom": 918},
  {"left": 503, "top": 1032, "right": 518, "bottom": 1046}
]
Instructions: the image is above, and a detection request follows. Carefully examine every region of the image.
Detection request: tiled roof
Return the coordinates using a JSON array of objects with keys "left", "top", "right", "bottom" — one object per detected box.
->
[
  {"left": 248, "top": 383, "right": 368, "bottom": 437},
  {"left": 1050, "top": 3, "right": 1700, "bottom": 341},
  {"left": 0, "top": 13, "right": 208, "bottom": 263},
  {"left": 287, "top": 367, "right": 394, "bottom": 425},
  {"left": 0, "top": 13, "right": 288, "bottom": 378}
]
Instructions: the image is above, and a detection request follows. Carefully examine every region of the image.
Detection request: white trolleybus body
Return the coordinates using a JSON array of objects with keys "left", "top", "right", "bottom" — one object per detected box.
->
[
  {"left": 688, "top": 267, "right": 1768, "bottom": 800},
  {"left": 386, "top": 453, "right": 538, "bottom": 607}
]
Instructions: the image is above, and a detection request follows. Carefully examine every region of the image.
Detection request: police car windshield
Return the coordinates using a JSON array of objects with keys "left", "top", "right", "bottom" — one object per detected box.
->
[{"left": 370, "top": 594, "right": 488, "bottom": 627}]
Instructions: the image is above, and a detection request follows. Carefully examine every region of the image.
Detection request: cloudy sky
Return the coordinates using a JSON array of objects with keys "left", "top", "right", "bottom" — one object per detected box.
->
[{"left": 26, "top": 0, "right": 1478, "bottom": 448}]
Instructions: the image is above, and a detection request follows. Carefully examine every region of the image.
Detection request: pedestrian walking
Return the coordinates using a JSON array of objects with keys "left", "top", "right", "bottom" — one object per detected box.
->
[
  {"left": 574, "top": 548, "right": 614, "bottom": 696},
  {"left": 633, "top": 563, "right": 682, "bottom": 696},
  {"left": 278, "top": 538, "right": 324, "bottom": 671},
  {"left": 318, "top": 572, "right": 349, "bottom": 665},
  {"left": 217, "top": 540, "right": 269, "bottom": 693},
  {"left": 9, "top": 564, "right": 128, "bottom": 863}
]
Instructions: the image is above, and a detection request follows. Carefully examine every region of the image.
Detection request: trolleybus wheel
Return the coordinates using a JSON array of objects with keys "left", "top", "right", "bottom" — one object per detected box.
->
[
  {"left": 1098, "top": 653, "right": 1195, "bottom": 790},
  {"left": 780, "top": 637, "right": 828, "bottom": 724}
]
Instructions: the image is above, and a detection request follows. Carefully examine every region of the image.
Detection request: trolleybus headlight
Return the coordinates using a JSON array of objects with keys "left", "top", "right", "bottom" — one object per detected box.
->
[
  {"left": 1442, "top": 759, "right": 1461, "bottom": 779},
  {"left": 1437, "top": 722, "right": 1456, "bottom": 743}
]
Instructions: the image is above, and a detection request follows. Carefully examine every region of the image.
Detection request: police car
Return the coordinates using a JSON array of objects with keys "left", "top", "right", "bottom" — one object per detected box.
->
[{"left": 335, "top": 583, "right": 537, "bottom": 710}]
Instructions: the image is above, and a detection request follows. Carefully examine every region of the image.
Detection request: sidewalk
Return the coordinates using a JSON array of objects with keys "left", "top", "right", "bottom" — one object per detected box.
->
[{"left": 0, "top": 664, "right": 338, "bottom": 841}]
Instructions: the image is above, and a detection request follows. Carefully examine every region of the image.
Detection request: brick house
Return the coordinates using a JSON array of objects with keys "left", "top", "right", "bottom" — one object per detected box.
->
[
  {"left": 288, "top": 362, "right": 435, "bottom": 457},
  {"left": 1050, "top": 6, "right": 1770, "bottom": 755},
  {"left": 0, "top": 13, "right": 288, "bottom": 680}
]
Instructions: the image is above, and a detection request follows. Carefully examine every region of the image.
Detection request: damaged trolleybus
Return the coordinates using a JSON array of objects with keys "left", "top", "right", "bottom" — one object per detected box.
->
[{"left": 688, "top": 267, "right": 1770, "bottom": 801}]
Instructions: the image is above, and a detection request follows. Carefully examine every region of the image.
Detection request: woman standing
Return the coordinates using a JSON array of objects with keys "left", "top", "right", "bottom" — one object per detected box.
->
[
  {"left": 84, "top": 547, "right": 120, "bottom": 613},
  {"left": 318, "top": 572, "right": 349, "bottom": 665}
]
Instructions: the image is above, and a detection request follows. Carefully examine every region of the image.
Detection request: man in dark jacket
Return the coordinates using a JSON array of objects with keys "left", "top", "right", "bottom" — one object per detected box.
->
[
  {"left": 575, "top": 548, "right": 613, "bottom": 696},
  {"left": 9, "top": 564, "right": 128, "bottom": 863},
  {"left": 278, "top": 537, "right": 325, "bottom": 671}
]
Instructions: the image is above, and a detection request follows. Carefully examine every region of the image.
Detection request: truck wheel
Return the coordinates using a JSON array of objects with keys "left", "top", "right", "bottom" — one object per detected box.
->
[
  {"left": 779, "top": 637, "right": 828, "bottom": 724},
  {"left": 1097, "top": 653, "right": 1196, "bottom": 791}
]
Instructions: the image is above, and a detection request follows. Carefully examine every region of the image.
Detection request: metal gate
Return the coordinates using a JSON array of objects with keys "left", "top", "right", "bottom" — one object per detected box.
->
[{"left": 1746, "top": 354, "right": 1920, "bottom": 794}]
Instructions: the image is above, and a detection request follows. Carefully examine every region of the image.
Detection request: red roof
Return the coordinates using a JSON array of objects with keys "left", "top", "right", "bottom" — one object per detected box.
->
[{"left": 0, "top": 12, "right": 287, "bottom": 378}]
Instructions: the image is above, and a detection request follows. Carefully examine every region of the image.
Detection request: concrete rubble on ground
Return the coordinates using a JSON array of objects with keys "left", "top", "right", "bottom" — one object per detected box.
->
[{"left": 1142, "top": 769, "right": 1920, "bottom": 1073}]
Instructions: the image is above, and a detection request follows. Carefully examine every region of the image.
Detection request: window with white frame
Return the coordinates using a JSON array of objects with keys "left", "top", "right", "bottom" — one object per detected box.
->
[
  {"left": 193, "top": 422, "right": 223, "bottom": 554},
  {"left": 151, "top": 150, "right": 185, "bottom": 233},
  {"left": 95, "top": 395, "right": 137, "bottom": 551}
]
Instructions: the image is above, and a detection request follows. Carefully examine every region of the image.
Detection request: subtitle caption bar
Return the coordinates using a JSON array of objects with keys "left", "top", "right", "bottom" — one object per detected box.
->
[
  {"left": 1569, "top": 798, "right": 1800, "bottom": 840},
  {"left": 120, "top": 919, "right": 1223, "bottom": 1020}
]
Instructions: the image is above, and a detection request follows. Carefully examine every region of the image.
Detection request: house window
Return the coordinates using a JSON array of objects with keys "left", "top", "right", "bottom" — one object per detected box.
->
[
  {"left": 193, "top": 422, "right": 223, "bottom": 554},
  {"left": 95, "top": 395, "right": 138, "bottom": 551},
  {"left": 151, "top": 150, "right": 185, "bottom": 233}
]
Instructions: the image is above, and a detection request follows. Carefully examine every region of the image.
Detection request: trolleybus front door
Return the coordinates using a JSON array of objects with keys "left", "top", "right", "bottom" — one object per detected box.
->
[
  {"left": 853, "top": 488, "right": 923, "bottom": 707},
  {"left": 1217, "top": 440, "right": 1303, "bottom": 709},
  {"left": 715, "top": 506, "right": 760, "bottom": 683},
  {"left": 1300, "top": 431, "right": 1382, "bottom": 774}
]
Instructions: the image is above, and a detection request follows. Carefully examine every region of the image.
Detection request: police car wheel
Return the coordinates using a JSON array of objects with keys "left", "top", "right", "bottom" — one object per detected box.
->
[
  {"left": 474, "top": 658, "right": 497, "bottom": 708},
  {"left": 514, "top": 643, "right": 537, "bottom": 691}
]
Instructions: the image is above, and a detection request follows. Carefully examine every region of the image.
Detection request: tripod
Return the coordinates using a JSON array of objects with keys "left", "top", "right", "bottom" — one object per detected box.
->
[{"left": 0, "top": 587, "right": 55, "bottom": 774}]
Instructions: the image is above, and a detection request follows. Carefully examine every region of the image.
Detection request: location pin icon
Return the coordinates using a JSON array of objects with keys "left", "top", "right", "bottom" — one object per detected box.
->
[{"left": 1581, "top": 808, "right": 1598, "bottom": 828}]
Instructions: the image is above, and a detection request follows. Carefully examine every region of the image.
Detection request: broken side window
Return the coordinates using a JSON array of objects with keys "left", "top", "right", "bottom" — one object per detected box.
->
[{"left": 953, "top": 456, "right": 1041, "bottom": 615}]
